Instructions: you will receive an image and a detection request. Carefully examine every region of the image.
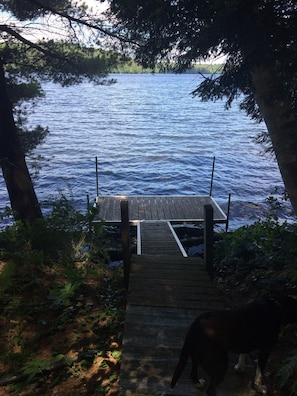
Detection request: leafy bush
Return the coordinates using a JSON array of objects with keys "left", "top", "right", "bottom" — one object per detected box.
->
[
  {"left": 0, "top": 195, "right": 106, "bottom": 263},
  {"left": 277, "top": 353, "right": 297, "bottom": 395},
  {"left": 214, "top": 195, "right": 297, "bottom": 298},
  {"left": 0, "top": 196, "right": 110, "bottom": 313}
]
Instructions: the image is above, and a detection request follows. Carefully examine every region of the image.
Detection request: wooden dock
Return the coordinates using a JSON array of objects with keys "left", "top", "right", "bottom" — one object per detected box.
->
[
  {"left": 119, "top": 221, "right": 257, "bottom": 396},
  {"left": 96, "top": 195, "right": 227, "bottom": 224}
]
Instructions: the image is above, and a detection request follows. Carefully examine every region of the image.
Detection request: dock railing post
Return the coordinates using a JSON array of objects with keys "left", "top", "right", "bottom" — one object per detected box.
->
[
  {"left": 204, "top": 204, "right": 214, "bottom": 279},
  {"left": 209, "top": 156, "right": 215, "bottom": 196},
  {"left": 121, "top": 200, "right": 131, "bottom": 290},
  {"left": 226, "top": 193, "right": 231, "bottom": 232},
  {"left": 95, "top": 156, "right": 99, "bottom": 197}
]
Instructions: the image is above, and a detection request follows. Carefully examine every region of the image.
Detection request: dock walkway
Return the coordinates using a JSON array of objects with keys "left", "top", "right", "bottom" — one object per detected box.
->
[
  {"left": 119, "top": 221, "right": 257, "bottom": 396},
  {"left": 139, "top": 221, "right": 185, "bottom": 256}
]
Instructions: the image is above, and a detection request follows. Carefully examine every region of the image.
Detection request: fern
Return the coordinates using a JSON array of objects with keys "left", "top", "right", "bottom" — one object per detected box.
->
[
  {"left": 0, "top": 261, "right": 16, "bottom": 292},
  {"left": 277, "top": 353, "right": 297, "bottom": 393},
  {"left": 22, "top": 354, "right": 65, "bottom": 382},
  {"left": 289, "top": 382, "right": 297, "bottom": 396}
]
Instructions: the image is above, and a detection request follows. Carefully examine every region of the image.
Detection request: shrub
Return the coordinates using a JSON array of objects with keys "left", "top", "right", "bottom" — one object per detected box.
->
[
  {"left": 0, "top": 195, "right": 107, "bottom": 263},
  {"left": 214, "top": 195, "right": 297, "bottom": 298},
  {"left": 277, "top": 353, "right": 297, "bottom": 395}
]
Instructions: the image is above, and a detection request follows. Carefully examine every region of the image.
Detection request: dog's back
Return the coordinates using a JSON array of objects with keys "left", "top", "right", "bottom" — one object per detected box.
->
[
  {"left": 218, "top": 299, "right": 283, "bottom": 353},
  {"left": 170, "top": 297, "right": 297, "bottom": 393}
]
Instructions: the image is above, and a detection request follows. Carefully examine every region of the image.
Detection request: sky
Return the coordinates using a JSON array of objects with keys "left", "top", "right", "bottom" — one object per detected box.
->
[
  {"left": 0, "top": 1, "right": 225, "bottom": 63},
  {"left": 0, "top": 0, "right": 109, "bottom": 43},
  {"left": 82, "top": 0, "right": 109, "bottom": 13}
]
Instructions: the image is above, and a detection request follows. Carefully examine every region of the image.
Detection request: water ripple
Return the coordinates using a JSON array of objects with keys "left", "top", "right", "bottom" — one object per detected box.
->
[{"left": 0, "top": 74, "right": 285, "bottom": 228}]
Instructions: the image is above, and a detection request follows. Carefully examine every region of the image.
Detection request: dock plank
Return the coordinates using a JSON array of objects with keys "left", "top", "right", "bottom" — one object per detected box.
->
[
  {"left": 128, "top": 256, "right": 222, "bottom": 309},
  {"left": 96, "top": 195, "right": 227, "bottom": 223}
]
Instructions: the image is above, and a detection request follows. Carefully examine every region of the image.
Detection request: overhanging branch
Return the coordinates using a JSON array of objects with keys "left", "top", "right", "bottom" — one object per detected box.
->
[{"left": 26, "top": 0, "right": 138, "bottom": 45}]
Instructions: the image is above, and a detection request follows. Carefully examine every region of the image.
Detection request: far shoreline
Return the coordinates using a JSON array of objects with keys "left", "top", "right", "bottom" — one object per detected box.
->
[{"left": 110, "top": 63, "right": 224, "bottom": 74}]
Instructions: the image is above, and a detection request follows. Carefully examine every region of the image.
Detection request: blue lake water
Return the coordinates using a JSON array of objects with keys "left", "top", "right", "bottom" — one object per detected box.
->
[{"left": 0, "top": 73, "right": 287, "bottom": 229}]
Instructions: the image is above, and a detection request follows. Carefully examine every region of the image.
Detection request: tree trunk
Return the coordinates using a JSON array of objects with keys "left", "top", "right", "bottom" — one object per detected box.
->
[
  {"left": 251, "top": 66, "right": 297, "bottom": 216},
  {"left": 0, "top": 61, "right": 43, "bottom": 223}
]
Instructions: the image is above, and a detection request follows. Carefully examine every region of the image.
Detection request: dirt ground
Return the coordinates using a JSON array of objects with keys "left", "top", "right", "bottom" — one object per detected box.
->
[{"left": 0, "top": 261, "right": 126, "bottom": 396}]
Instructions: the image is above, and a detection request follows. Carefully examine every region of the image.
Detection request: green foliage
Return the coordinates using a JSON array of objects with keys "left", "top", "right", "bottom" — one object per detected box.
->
[
  {"left": 190, "top": 64, "right": 224, "bottom": 74},
  {"left": 1, "top": 38, "right": 117, "bottom": 86},
  {"left": 22, "top": 42, "right": 117, "bottom": 86},
  {"left": 1, "top": 0, "right": 72, "bottom": 21},
  {"left": 277, "top": 353, "right": 297, "bottom": 395},
  {"left": 2, "top": 48, "right": 49, "bottom": 152},
  {"left": 110, "top": 55, "right": 223, "bottom": 74},
  {"left": 214, "top": 195, "right": 297, "bottom": 297},
  {"left": 4, "top": 70, "right": 50, "bottom": 156},
  {"left": 0, "top": 192, "right": 110, "bottom": 265},
  {"left": 0, "top": 196, "right": 125, "bottom": 394},
  {"left": 48, "top": 282, "right": 79, "bottom": 308},
  {"left": 0, "top": 195, "right": 107, "bottom": 263},
  {"left": 18, "top": 125, "right": 49, "bottom": 156},
  {"left": 21, "top": 354, "right": 65, "bottom": 383},
  {"left": 0, "top": 260, "right": 16, "bottom": 290}
]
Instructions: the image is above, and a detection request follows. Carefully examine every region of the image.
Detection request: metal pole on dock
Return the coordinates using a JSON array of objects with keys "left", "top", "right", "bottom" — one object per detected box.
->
[
  {"left": 204, "top": 204, "right": 214, "bottom": 279},
  {"left": 121, "top": 200, "right": 131, "bottom": 290},
  {"left": 209, "top": 156, "right": 215, "bottom": 196},
  {"left": 87, "top": 194, "right": 91, "bottom": 235},
  {"left": 226, "top": 193, "right": 231, "bottom": 232},
  {"left": 95, "top": 156, "right": 99, "bottom": 197}
]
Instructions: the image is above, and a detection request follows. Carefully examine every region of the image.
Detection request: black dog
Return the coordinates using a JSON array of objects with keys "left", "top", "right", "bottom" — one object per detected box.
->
[{"left": 170, "top": 297, "right": 297, "bottom": 395}]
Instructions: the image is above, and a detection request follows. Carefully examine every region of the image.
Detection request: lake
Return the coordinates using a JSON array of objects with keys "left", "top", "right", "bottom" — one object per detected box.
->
[{"left": 0, "top": 73, "right": 286, "bottom": 229}]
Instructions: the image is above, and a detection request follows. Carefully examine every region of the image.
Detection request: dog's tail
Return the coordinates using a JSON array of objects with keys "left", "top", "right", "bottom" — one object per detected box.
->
[{"left": 170, "top": 338, "right": 190, "bottom": 389}]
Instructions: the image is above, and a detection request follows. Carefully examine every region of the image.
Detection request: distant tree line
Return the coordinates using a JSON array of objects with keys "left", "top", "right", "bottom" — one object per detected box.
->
[{"left": 111, "top": 59, "right": 223, "bottom": 74}]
